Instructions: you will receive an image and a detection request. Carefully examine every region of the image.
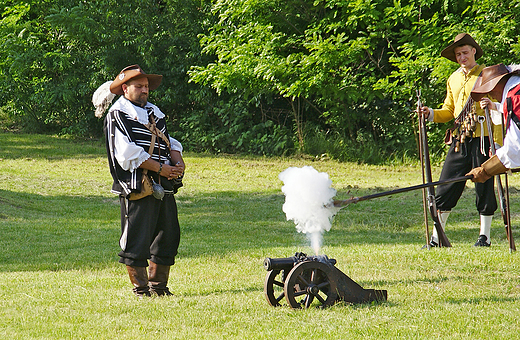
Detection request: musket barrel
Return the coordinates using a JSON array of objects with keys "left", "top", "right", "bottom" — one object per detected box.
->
[{"left": 332, "top": 175, "right": 472, "bottom": 208}]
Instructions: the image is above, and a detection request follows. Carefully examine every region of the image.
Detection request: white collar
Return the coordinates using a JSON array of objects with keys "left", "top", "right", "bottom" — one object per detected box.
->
[{"left": 109, "top": 96, "right": 165, "bottom": 125}]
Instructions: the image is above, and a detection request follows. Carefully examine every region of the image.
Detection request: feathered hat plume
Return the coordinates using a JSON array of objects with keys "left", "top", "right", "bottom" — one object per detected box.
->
[{"left": 92, "top": 81, "right": 116, "bottom": 118}]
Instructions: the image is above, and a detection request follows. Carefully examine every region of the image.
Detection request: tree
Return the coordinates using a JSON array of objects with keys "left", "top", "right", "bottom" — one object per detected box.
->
[
  {"left": 189, "top": 0, "right": 520, "bottom": 162},
  {"left": 2, "top": 0, "right": 519, "bottom": 162},
  {"left": 0, "top": 0, "right": 212, "bottom": 137}
]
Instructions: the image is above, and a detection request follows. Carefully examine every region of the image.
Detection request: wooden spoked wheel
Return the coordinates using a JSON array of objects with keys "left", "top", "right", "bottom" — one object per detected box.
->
[
  {"left": 264, "top": 269, "right": 287, "bottom": 307},
  {"left": 283, "top": 261, "right": 338, "bottom": 309}
]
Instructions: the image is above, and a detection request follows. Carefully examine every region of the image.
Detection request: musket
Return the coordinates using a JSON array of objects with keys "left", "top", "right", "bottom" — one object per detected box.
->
[
  {"left": 503, "top": 172, "right": 516, "bottom": 252},
  {"left": 417, "top": 91, "right": 452, "bottom": 247},
  {"left": 488, "top": 106, "right": 517, "bottom": 252},
  {"left": 331, "top": 175, "right": 473, "bottom": 208},
  {"left": 416, "top": 90, "right": 431, "bottom": 249}
]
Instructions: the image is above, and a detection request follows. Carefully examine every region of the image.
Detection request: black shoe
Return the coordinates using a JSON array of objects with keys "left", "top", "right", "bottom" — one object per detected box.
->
[
  {"left": 474, "top": 235, "right": 490, "bottom": 247},
  {"left": 422, "top": 239, "right": 439, "bottom": 249},
  {"left": 150, "top": 286, "right": 174, "bottom": 296}
]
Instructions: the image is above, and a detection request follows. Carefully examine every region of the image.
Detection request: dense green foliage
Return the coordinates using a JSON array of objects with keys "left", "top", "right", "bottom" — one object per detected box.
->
[
  {"left": 0, "top": 0, "right": 211, "bottom": 139},
  {"left": 1, "top": 1, "right": 520, "bottom": 162}
]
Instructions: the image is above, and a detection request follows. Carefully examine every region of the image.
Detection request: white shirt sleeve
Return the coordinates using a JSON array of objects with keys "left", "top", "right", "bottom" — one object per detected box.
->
[
  {"left": 496, "top": 122, "right": 520, "bottom": 169},
  {"left": 490, "top": 108, "right": 503, "bottom": 125},
  {"left": 427, "top": 108, "right": 434, "bottom": 122},
  {"left": 114, "top": 128, "right": 150, "bottom": 172},
  {"left": 170, "top": 137, "right": 183, "bottom": 154}
]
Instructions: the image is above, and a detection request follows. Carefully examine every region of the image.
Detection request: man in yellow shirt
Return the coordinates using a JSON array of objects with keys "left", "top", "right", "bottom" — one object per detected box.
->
[{"left": 419, "top": 33, "right": 497, "bottom": 247}]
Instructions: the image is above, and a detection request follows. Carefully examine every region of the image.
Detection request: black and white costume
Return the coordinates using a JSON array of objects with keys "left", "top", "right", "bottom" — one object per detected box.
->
[{"left": 104, "top": 96, "right": 182, "bottom": 267}]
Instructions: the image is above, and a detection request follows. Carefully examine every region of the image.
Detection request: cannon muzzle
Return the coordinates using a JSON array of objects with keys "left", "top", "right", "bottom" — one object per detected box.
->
[{"left": 263, "top": 256, "right": 298, "bottom": 271}]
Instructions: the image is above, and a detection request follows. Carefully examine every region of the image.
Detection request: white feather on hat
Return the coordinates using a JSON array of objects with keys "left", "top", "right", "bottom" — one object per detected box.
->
[{"left": 92, "top": 81, "right": 116, "bottom": 118}]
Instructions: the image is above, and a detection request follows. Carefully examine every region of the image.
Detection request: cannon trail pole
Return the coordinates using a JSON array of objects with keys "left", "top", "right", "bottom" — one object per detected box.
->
[
  {"left": 330, "top": 175, "right": 472, "bottom": 208},
  {"left": 418, "top": 93, "right": 452, "bottom": 247},
  {"left": 417, "top": 90, "right": 431, "bottom": 249}
]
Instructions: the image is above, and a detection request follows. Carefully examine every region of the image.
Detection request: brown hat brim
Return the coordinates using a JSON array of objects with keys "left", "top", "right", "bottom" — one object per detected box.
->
[
  {"left": 441, "top": 33, "right": 483, "bottom": 63},
  {"left": 470, "top": 63, "right": 514, "bottom": 101},
  {"left": 110, "top": 65, "right": 162, "bottom": 95}
]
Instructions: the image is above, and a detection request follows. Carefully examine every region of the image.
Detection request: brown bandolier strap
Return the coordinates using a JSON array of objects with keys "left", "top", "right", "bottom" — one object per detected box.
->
[
  {"left": 142, "top": 120, "right": 157, "bottom": 177},
  {"left": 453, "top": 72, "right": 483, "bottom": 132},
  {"left": 144, "top": 115, "right": 171, "bottom": 149}
]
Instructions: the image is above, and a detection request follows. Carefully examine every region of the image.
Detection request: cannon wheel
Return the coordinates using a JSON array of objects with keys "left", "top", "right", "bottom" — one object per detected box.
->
[
  {"left": 264, "top": 269, "right": 287, "bottom": 307},
  {"left": 283, "top": 261, "right": 338, "bottom": 309}
]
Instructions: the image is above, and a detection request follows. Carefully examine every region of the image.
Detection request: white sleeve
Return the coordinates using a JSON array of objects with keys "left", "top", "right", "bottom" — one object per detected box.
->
[
  {"left": 427, "top": 108, "right": 434, "bottom": 122},
  {"left": 496, "top": 123, "right": 520, "bottom": 169},
  {"left": 495, "top": 102, "right": 504, "bottom": 115},
  {"left": 170, "top": 137, "right": 183, "bottom": 154},
  {"left": 114, "top": 128, "right": 150, "bottom": 172},
  {"left": 490, "top": 108, "right": 503, "bottom": 125}
]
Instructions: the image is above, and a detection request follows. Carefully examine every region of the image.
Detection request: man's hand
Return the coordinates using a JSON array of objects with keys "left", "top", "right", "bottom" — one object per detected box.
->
[
  {"left": 169, "top": 150, "right": 185, "bottom": 180},
  {"left": 418, "top": 106, "right": 430, "bottom": 119},
  {"left": 466, "top": 167, "right": 491, "bottom": 183},
  {"left": 479, "top": 98, "right": 496, "bottom": 111}
]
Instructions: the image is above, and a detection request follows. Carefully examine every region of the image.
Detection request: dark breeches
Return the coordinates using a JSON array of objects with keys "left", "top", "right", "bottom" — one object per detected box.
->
[
  {"left": 118, "top": 194, "right": 181, "bottom": 267},
  {"left": 435, "top": 137, "right": 497, "bottom": 215}
]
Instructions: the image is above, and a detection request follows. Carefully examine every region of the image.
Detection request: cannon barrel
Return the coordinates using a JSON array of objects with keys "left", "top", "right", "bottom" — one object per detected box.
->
[
  {"left": 263, "top": 256, "right": 299, "bottom": 271},
  {"left": 264, "top": 253, "right": 336, "bottom": 271}
]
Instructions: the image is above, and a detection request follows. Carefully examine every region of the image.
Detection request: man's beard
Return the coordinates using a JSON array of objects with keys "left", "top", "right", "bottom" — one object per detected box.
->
[{"left": 136, "top": 94, "right": 148, "bottom": 106}]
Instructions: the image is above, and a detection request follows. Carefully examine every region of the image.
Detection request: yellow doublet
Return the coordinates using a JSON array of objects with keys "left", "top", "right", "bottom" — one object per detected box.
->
[{"left": 433, "top": 64, "right": 502, "bottom": 142}]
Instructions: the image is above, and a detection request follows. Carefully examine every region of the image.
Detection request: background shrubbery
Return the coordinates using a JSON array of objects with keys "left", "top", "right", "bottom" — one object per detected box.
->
[{"left": 1, "top": 0, "right": 519, "bottom": 162}]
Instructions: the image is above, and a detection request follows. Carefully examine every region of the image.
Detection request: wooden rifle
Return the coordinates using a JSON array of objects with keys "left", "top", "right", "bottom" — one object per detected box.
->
[{"left": 417, "top": 90, "right": 451, "bottom": 247}]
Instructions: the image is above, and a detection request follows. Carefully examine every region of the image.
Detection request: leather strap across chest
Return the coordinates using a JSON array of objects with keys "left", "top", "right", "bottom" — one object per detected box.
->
[{"left": 145, "top": 115, "right": 171, "bottom": 149}]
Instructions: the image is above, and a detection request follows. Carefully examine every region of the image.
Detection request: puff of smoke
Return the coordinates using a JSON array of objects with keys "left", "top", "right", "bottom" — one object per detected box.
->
[{"left": 279, "top": 166, "right": 339, "bottom": 255}]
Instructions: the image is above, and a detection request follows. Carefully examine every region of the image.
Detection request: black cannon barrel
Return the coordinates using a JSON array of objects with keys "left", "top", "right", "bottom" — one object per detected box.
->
[
  {"left": 264, "top": 254, "right": 337, "bottom": 271},
  {"left": 263, "top": 256, "right": 299, "bottom": 271}
]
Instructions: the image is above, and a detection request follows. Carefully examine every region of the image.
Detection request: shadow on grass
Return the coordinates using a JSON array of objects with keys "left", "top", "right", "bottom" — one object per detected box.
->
[
  {"left": 181, "top": 283, "right": 264, "bottom": 298},
  {"left": 2, "top": 184, "right": 514, "bottom": 272},
  {"left": 0, "top": 188, "right": 120, "bottom": 272},
  {"left": 0, "top": 133, "right": 105, "bottom": 160},
  {"left": 445, "top": 296, "right": 520, "bottom": 304}
]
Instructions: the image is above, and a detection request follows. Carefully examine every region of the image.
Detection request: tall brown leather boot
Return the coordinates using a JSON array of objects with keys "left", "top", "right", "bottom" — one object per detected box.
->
[
  {"left": 126, "top": 265, "right": 151, "bottom": 297},
  {"left": 148, "top": 261, "right": 173, "bottom": 296}
]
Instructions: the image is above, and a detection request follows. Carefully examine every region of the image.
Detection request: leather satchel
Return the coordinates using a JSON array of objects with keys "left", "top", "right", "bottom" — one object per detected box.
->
[
  {"left": 128, "top": 172, "right": 154, "bottom": 201},
  {"left": 128, "top": 125, "right": 157, "bottom": 201}
]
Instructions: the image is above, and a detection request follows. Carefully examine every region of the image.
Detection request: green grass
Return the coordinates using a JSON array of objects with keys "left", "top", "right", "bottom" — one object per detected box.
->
[{"left": 0, "top": 132, "right": 519, "bottom": 339}]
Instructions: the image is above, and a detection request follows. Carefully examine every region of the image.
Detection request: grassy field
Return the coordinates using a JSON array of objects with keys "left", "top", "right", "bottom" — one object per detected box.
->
[{"left": 0, "top": 132, "right": 519, "bottom": 339}]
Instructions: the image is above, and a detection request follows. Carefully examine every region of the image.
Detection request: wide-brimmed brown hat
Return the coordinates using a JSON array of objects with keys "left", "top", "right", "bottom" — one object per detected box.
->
[
  {"left": 470, "top": 63, "right": 517, "bottom": 101},
  {"left": 110, "top": 65, "right": 162, "bottom": 95},
  {"left": 441, "top": 33, "right": 483, "bottom": 63}
]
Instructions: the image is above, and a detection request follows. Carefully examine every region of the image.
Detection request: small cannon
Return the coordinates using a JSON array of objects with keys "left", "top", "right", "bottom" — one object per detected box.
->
[{"left": 263, "top": 252, "right": 387, "bottom": 309}]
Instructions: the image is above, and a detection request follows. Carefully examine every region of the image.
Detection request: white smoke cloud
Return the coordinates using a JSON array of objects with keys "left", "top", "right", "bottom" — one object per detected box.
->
[{"left": 279, "top": 166, "right": 340, "bottom": 254}]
